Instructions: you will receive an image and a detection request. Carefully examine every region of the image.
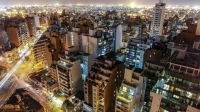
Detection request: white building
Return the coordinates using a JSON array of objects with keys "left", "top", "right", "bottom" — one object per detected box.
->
[
  {"left": 34, "top": 15, "right": 40, "bottom": 28},
  {"left": 151, "top": 0, "right": 166, "bottom": 36},
  {"left": 125, "top": 37, "right": 152, "bottom": 69},
  {"left": 196, "top": 17, "right": 200, "bottom": 36},
  {"left": 116, "top": 68, "right": 145, "bottom": 112},
  {"left": 113, "top": 24, "right": 123, "bottom": 52},
  {"left": 81, "top": 29, "right": 114, "bottom": 57}
]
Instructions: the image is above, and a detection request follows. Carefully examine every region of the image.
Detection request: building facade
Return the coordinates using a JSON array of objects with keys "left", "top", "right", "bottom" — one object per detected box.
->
[
  {"left": 151, "top": 0, "right": 166, "bottom": 36},
  {"left": 84, "top": 53, "right": 125, "bottom": 112},
  {"left": 125, "top": 37, "right": 152, "bottom": 69},
  {"left": 33, "top": 35, "right": 52, "bottom": 66},
  {"left": 116, "top": 68, "right": 145, "bottom": 112},
  {"left": 57, "top": 56, "right": 82, "bottom": 97},
  {"left": 149, "top": 44, "right": 200, "bottom": 112}
]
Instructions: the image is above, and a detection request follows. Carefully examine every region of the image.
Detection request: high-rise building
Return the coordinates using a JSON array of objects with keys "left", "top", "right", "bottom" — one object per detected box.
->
[
  {"left": 116, "top": 68, "right": 145, "bottom": 112},
  {"left": 48, "top": 26, "right": 80, "bottom": 54},
  {"left": 7, "top": 19, "right": 30, "bottom": 47},
  {"left": 151, "top": 0, "right": 166, "bottom": 36},
  {"left": 196, "top": 17, "right": 200, "bottom": 36},
  {"left": 0, "top": 31, "right": 11, "bottom": 51},
  {"left": 49, "top": 64, "right": 58, "bottom": 81},
  {"left": 65, "top": 31, "right": 80, "bottom": 52},
  {"left": 79, "top": 53, "right": 93, "bottom": 81},
  {"left": 33, "top": 35, "right": 52, "bottom": 66},
  {"left": 142, "top": 48, "right": 166, "bottom": 112},
  {"left": 26, "top": 16, "right": 37, "bottom": 38},
  {"left": 34, "top": 15, "right": 40, "bottom": 28},
  {"left": 113, "top": 24, "right": 123, "bottom": 52},
  {"left": 84, "top": 53, "right": 125, "bottom": 112},
  {"left": 81, "top": 29, "right": 115, "bottom": 57},
  {"left": 149, "top": 44, "right": 200, "bottom": 112},
  {"left": 125, "top": 37, "right": 152, "bottom": 69},
  {"left": 57, "top": 56, "right": 82, "bottom": 97}
]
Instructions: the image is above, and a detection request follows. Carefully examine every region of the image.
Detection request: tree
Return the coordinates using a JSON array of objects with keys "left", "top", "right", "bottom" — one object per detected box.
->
[{"left": 62, "top": 100, "right": 74, "bottom": 112}]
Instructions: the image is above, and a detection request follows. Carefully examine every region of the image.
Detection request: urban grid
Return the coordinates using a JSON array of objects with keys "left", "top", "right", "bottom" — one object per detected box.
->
[{"left": 0, "top": 0, "right": 200, "bottom": 112}]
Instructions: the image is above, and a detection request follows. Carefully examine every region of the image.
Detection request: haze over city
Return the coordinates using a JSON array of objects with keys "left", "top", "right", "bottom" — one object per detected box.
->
[
  {"left": 1, "top": 0, "right": 200, "bottom": 6},
  {"left": 0, "top": 0, "right": 200, "bottom": 112}
]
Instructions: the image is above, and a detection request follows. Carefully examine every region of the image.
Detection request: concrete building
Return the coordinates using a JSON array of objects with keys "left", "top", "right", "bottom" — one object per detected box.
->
[
  {"left": 49, "top": 64, "right": 58, "bottom": 81},
  {"left": 116, "top": 68, "right": 145, "bottom": 112},
  {"left": 33, "top": 35, "right": 52, "bottom": 66},
  {"left": 125, "top": 37, "right": 152, "bottom": 69},
  {"left": 79, "top": 53, "right": 93, "bottom": 81},
  {"left": 57, "top": 56, "right": 82, "bottom": 97},
  {"left": 151, "top": 0, "right": 166, "bottom": 36},
  {"left": 149, "top": 44, "right": 200, "bottom": 112},
  {"left": 81, "top": 29, "right": 115, "bottom": 57},
  {"left": 113, "top": 24, "right": 123, "bottom": 52},
  {"left": 48, "top": 26, "right": 80, "bottom": 55},
  {"left": 34, "top": 15, "right": 40, "bottom": 28},
  {"left": 84, "top": 53, "right": 125, "bottom": 112},
  {"left": 0, "top": 31, "right": 11, "bottom": 51},
  {"left": 142, "top": 47, "right": 167, "bottom": 112},
  {"left": 196, "top": 17, "right": 200, "bottom": 36},
  {"left": 7, "top": 20, "right": 30, "bottom": 47},
  {"left": 66, "top": 31, "right": 80, "bottom": 52},
  {"left": 26, "top": 16, "right": 37, "bottom": 37}
]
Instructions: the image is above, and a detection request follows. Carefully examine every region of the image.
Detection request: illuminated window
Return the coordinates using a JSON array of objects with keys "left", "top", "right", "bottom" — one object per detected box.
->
[
  {"left": 186, "top": 91, "right": 193, "bottom": 98},
  {"left": 173, "top": 95, "right": 179, "bottom": 99},
  {"left": 129, "top": 89, "right": 135, "bottom": 95},
  {"left": 163, "top": 84, "right": 169, "bottom": 90},
  {"left": 123, "top": 87, "right": 127, "bottom": 92}
]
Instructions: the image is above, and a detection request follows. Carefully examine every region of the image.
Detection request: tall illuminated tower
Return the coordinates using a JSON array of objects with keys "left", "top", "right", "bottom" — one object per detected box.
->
[{"left": 151, "top": 0, "right": 166, "bottom": 36}]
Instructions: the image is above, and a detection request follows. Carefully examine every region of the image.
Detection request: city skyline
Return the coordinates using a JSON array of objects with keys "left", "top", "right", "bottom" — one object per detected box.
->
[
  {"left": 1, "top": 0, "right": 200, "bottom": 6},
  {"left": 0, "top": 0, "right": 200, "bottom": 112}
]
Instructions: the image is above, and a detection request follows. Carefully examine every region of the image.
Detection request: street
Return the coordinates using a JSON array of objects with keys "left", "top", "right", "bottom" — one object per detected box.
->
[{"left": 0, "top": 30, "right": 44, "bottom": 107}]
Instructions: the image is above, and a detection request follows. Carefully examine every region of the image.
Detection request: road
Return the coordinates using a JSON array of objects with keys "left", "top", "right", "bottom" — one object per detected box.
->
[
  {"left": 0, "top": 76, "right": 18, "bottom": 107},
  {"left": 0, "top": 31, "right": 44, "bottom": 108},
  {"left": 0, "top": 31, "right": 44, "bottom": 89},
  {"left": 0, "top": 29, "right": 64, "bottom": 111},
  {"left": 0, "top": 75, "right": 28, "bottom": 107}
]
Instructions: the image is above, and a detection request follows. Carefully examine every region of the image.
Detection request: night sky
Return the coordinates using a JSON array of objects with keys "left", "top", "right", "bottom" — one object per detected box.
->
[{"left": 1, "top": 0, "right": 200, "bottom": 6}]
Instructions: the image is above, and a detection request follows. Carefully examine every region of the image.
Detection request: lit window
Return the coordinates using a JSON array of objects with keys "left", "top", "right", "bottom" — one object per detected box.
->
[
  {"left": 123, "top": 87, "right": 127, "bottom": 92},
  {"left": 129, "top": 89, "right": 135, "bottom": 95},
  {"left": 173, "top": 95, "right": 179, "bottom": 99},
  {"left": 186, "top": 91, "right": 193, "bottom": 98},
  {"left": 163, "top": 84, "right": 169, "bottom": 90}
]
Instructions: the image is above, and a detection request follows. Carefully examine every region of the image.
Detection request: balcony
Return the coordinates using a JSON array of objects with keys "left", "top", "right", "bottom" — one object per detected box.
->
[
  {"left": 166, "top": 80, "right": 200, "bottom": 94},
  {"left": 160, "top": 98, "right": 187, "bottom": 112},
  {"left": 167, "top": 70, "right": 200, "bottom": 84}
]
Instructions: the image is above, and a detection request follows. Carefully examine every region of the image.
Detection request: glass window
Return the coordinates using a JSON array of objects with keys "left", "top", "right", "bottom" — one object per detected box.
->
[
  {"left": 173, "top": 95, "right": 179, "bottom": 99},
  {"left": 129, "top": 89, "right": 135, "bottom": 95},
  {"left": 123, "top": 87, "right": 127, "bottom": 92},
  {"left": 164, "top": 84, "right": 169, "bottom": 90},
  {"left": 186, "top": 91, "right": 193, "bottom": 98}
]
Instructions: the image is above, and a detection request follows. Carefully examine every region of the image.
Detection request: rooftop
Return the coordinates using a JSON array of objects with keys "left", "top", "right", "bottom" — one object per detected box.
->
[{"left": 170, "top": 50, "right": 200, "bottom": 69}]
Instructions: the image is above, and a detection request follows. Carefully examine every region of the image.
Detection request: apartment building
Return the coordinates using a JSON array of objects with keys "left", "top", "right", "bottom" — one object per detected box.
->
[
  {"left": 151, "top": 0, "right": 166, "bottom": 36},
  {"left": 116, "top": 68, "right": 145, "bottom": 112},
  {"left": 149, "top": 44, "right": 200, "bottom": 112},
  {"left": 125, "top": 37, "right": 152, "bottom": 69},
  {"left": 33, "top": 35, "right": 52, "bottom": 66},
  {"left": 84, "top": 53, "right": 125, "bottom": 112},
  {"left": 7, "top": 19, "right": 30, "bottom": 47},
  {"left": 57, "top": 56, "right": 82, "bottom": 97}
]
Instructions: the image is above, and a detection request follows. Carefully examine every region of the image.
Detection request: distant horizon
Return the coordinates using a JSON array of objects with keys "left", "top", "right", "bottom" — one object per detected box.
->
[
  {"left": 0, "top": 4, "right": 200, "bottom": 10},
  {"left": 1, "top": 0, "right": 200, "bottom": 6}
]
